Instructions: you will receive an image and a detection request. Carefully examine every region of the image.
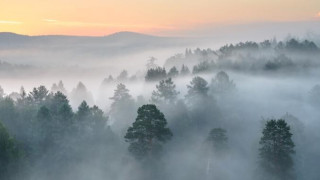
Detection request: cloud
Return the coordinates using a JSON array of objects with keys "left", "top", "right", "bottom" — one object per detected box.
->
[{"left": 0, "top": 20, "right": 22, "bottom": 25}]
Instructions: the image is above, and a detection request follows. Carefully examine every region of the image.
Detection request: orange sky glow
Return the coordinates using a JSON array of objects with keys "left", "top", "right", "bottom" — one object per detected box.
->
[{"left": 0, "top": 0, "right": 319, "bottom": 36}]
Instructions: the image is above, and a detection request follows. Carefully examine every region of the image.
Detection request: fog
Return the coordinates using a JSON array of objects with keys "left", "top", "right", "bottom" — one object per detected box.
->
[{"left": 0, "top": 29, "right": 320, "bottom": 180}]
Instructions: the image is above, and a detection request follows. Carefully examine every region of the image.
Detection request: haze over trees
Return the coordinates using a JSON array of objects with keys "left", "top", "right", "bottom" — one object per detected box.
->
[
  {"left": 109, "top": 83, "right": 136, "bottom": 134},
  {"left": 0, "top": 36, "right": 320, "bottom": 180}
]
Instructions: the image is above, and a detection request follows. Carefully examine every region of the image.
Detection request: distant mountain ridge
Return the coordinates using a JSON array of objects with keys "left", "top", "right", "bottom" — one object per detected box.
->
[
  {"left": 0, "top": 31, "right": 170, "bottom": 39},
  {"left": 0, "top": 31, "right": 196, "bottom": 67}
]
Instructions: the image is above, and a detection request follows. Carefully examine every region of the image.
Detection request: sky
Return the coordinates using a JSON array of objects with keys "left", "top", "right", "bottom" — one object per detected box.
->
[{"left": 0, "top": 0, "right": 319, "bottom": 36}]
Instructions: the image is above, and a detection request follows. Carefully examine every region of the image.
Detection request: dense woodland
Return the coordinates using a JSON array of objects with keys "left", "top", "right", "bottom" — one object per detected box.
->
[{"left": 0, "top": 38, "right": 320, "bottom": 180}]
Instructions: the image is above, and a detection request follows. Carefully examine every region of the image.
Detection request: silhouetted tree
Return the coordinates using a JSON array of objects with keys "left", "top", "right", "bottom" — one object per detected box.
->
[
  {"left": 192, "top": 61, "right": 215, "bottom": 74},
  {"left": 36, "top": 106, "right": 54, "bottom": 152},
  {"left": 168, "top": 66, "right": 179, "bottom": 78},
  {"left": 151, "top": 78, "right": 179, "bottom": 104},
  {"left": 145, "top": 67, "right": 167, "bottom": 81},
  {"left": 185, "top": 76, "right": 220, "bottom": 131},
  {"left": 28, "top": 86, "right": 49, "bottom": 105},
  {"left": 210, "top": 71, "right": 236, "bottom": 95},
  {"left": 76, "top": 101, "right": 90, "bottom": 122},
  {"left": 185, "top": 76, "right": 209, "bottom": 102},
  {"left": 180, "top": 64, "right": 190, "bottom": 75},
  {"left": 125, "top": 104, "right": 172, "bottom": 160},
  {"left": 109, "top": 83, "right": 135, "bottom": 133},
  {"left": 0, "top": 121, "right": 22, "bottom": 179},
  {"left": 259, "top": 119, "right": 295, "bottom": 180}
]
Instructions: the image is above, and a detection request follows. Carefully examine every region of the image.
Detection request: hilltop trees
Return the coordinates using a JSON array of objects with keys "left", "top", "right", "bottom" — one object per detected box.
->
[
  {"left": 259, "top": 119, "right": 295, "bottom": 180},
  {"left": 125, "top": 104, "right": 172, "bottom": 160}
]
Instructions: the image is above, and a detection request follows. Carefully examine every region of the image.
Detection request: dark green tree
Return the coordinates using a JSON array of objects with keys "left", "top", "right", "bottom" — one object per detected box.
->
[
  {"left": 0, "top": 97, "right": 16, "bottom": 123},
  {"left": 28, "top": 85, "right": 49, "bottom": 105},
  {"left": 151, "top": 78, "right": 179, "bottom": 104},
  {"left": 145, "top": 67, "right": 167, "bottom": 81},
  {"left": 76, "top": 101, "right": 90, "bottom": 122},
  {"left": 49, "top": 92, "right": 74, "bottom": 130},
  {"left": 89, "top": 105, "right": 108, "bottom": 135},
  {"left": 0, "top": 121, "right": 22, "bottom": 178},
  {"left": 124, "top": 104, "right": 172, "bottom": 160},
  {"left": 259, "top": 119, "right": 295, "bottom": 180},
  {"left": 36, "top": 106, "right": 54, "bottom": 152}
]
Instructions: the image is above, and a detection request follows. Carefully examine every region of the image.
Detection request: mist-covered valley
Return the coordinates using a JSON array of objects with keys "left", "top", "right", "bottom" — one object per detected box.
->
[{"left": 0, "top": 31, "right": 320, "bottom": 180}]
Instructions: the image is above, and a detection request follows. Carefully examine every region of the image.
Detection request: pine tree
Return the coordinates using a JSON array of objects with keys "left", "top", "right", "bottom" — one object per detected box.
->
[
  {"left": 117, "top": 70, "right": 129, "bottom": 82},
  {"left": 28, "top": 86, "right": 49, "bottom": 105},
  {"left": 185, "top": 76, "right": 209, "bottom": 102},
  {"left": 124, "top": 104, "right": 172, "bottom": 160},
  {"left": 180, "top": 64, "right": 190, "bottom": 76},
  {"left": 151, "top": 78, "right": 179, "bottom": 104},
  {"left": 109, "top": 83, "right": 135, "bottom": 133},
  {"left": 259, "top": 119, "right": 295, "bottom": 180},
  {"left": 168, "top": 66, "right": 179, "bottom": 78},
  {"left": 145, "top": 67, "right": 167, "bottom": 81},
  {"left": 0, "top": 121, "right": 22, "bottom": 178},
  {"left": 210, "top": 71, "right": 236, "bottom": 95}
]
